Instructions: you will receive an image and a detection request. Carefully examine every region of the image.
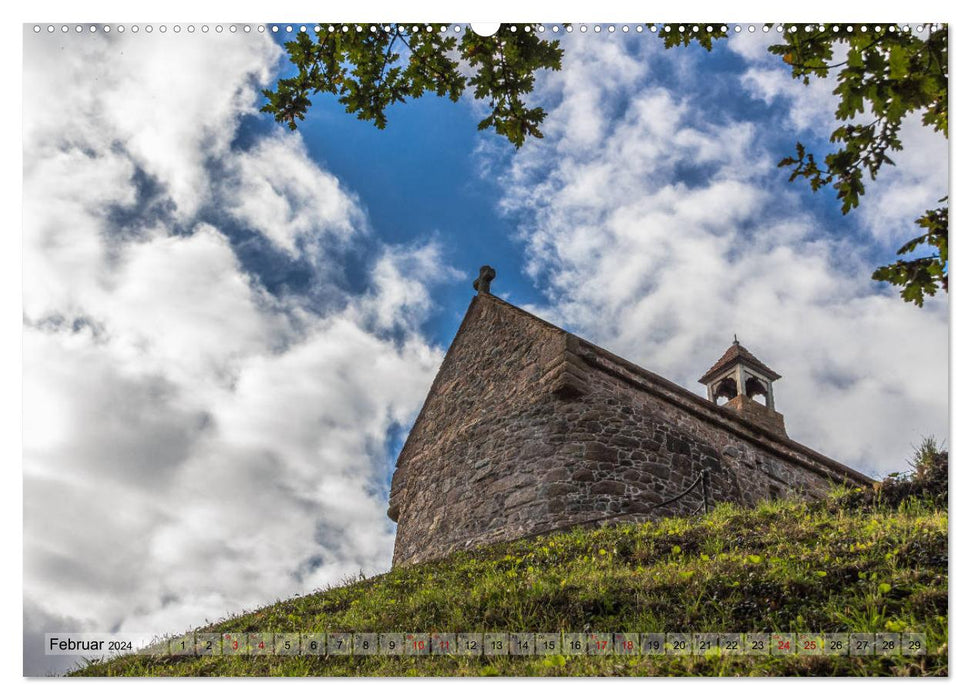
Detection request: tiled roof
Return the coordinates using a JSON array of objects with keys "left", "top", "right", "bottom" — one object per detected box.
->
[{"left": 698, "top": 340, "right": 781, "bottom": 384}]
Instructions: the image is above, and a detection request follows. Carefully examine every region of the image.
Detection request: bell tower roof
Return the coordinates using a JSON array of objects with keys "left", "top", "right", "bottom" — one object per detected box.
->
[{"left": 698, "top": 337, "right": 781, "bottom": 385}]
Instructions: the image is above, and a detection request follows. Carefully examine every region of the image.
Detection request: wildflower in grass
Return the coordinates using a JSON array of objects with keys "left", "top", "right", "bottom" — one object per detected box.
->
[{"left": 671, "top": 545, "right": 682, "bottom": 555}]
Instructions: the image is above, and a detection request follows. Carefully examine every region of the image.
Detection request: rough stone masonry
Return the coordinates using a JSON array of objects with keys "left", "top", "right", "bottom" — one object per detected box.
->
[{"left": 388, "top": 269, "right": 873, "bottom": 567}]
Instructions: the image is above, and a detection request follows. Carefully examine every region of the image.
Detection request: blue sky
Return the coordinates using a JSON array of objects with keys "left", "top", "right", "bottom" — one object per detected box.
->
[{"left": 21, "top": 22, "right": 948, "bottom": 675}]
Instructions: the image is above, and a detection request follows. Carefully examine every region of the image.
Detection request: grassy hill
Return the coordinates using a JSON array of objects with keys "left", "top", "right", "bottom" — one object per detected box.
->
[{"left": 72, "top": 461, "right": 948, "bottom": 677}]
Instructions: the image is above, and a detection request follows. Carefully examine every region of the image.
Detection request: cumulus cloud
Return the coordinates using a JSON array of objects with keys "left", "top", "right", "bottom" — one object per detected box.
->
[
  {"left": 23, "top": 29, "right": 445, "bottom": 675},
  {"left": 730, "top": 29, "right": 841, "bottom": 136},
  {"left": 24, "top": 30, "right": 280, "bottom": 220},
  {"left": 496, "top": 33, "right": 948, "bottom": 476},
  {"left": 352, "top": 240, "right": 464, "bottom": 333},
  {"left": 224, "top": 132, "right": 367, "bottom": 256}
]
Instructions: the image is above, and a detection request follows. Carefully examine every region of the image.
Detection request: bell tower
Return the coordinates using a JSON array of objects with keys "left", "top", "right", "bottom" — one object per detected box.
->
[{"left": 699, "top": 337, "right": 787, "bottom": 437}]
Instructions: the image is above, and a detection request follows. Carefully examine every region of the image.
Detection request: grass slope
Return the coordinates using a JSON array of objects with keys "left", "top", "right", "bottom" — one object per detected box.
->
[{"left": 73, "top": 485, "right": 947, "bottom": 677}]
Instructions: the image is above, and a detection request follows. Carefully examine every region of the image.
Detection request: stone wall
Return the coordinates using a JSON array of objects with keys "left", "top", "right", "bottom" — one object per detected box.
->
[
  {"left": 389, "top": 294, "right": 872, "bottom": 568},
  {"left": 387, "top": 295, "right": 563, "bottom": 525}
]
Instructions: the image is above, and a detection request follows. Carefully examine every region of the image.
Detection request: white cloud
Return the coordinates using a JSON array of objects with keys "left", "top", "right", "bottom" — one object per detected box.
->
[
  {"left": 24, "top": 31, "right": 280, "bottom": 219},
  {"left": 351, "top": 240, "right": 463, "bottom": 333},
  {"left": 498, "top": 35, "right": 948, "bottom": 478},
  {"left": 729, "top": 29, "right": 842, "bottom": 137},
  {"left": 224, "top": 132, "right": 366, "bottom": 255},
  {"left": 23, "top": 29, "right": 445, "bottom": 675},
  {"left": 740, "top": 66, "right": 839, "bottom": 134}
]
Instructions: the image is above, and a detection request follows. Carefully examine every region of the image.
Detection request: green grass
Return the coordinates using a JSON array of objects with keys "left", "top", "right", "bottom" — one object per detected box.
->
[{"left": 72, "top": 489, "right": 947, "bottom": 677}]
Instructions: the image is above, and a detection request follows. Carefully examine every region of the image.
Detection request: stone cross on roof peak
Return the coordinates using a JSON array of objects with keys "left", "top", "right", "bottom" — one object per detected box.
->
[{"left": 473, "top": 265, "right": 496, "bottom": 295}]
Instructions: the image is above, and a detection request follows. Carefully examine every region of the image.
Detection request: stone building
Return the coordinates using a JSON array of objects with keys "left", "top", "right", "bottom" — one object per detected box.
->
[{"left": 388, "top": 267, "right": 873, "bottom": 567}]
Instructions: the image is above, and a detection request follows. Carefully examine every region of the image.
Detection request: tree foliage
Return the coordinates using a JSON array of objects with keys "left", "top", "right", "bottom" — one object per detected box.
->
[{"left": 261, "top": 24, "right": 562, "bottom": 148}]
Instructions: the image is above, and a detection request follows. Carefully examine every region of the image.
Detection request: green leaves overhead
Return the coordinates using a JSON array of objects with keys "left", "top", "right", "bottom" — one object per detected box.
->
[
  {"left": 261, "top": 25, "right": 562, "bottom": 148},
  {"left": 462, "top": 28, "right": 563, "bottom": 146}
]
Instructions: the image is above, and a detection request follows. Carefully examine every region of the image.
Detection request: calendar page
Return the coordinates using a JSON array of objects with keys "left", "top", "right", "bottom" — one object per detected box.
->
[{"left": 21, "top": 5, "right": 949, "bottom": 680}]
